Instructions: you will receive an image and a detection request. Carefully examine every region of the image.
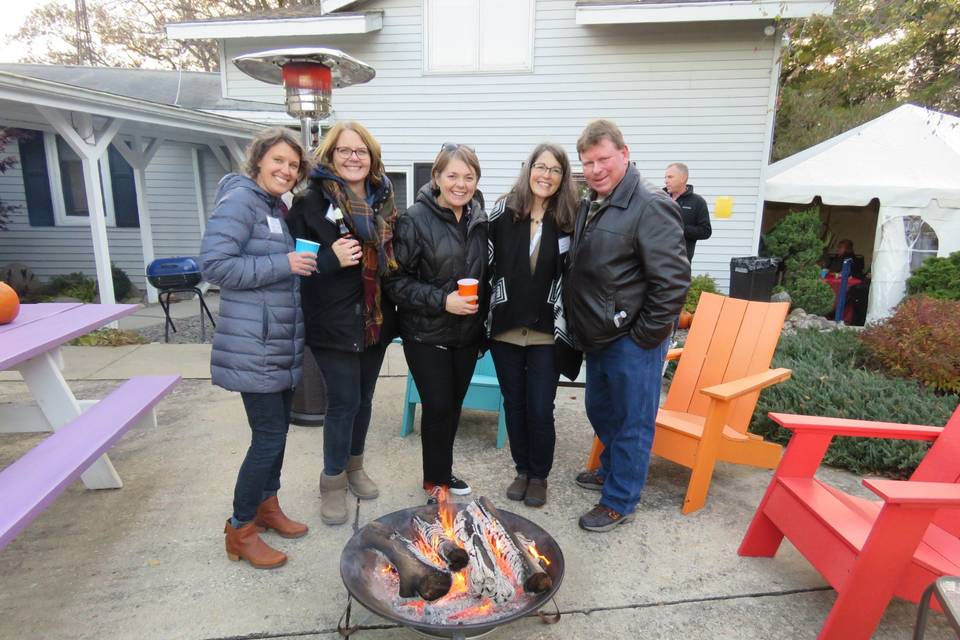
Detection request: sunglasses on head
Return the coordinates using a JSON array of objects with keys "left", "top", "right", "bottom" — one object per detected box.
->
[{"left": 440, "top": 142, "right": 476, "bottom": 154}]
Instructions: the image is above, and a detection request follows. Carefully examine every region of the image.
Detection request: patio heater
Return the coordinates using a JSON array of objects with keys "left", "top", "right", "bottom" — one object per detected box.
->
[{"left": 233, "top": 47, "right": 375, "bottom": 426}]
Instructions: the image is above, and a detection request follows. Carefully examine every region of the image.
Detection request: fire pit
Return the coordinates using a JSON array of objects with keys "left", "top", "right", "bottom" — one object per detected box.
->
[{"left": 340, "top": 496, "right": 564, "bottom": 638}]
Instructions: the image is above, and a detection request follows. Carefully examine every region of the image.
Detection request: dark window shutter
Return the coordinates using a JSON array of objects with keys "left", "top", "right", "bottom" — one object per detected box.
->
[
  {"left": 108, "top": 146, "right": 139, "bottom": 228},
  {"left": 17, "top": 130, "right": 55, "bottom": 227},
  {"left": 414, "top": 163, "right": 433, "bottom": 196}
]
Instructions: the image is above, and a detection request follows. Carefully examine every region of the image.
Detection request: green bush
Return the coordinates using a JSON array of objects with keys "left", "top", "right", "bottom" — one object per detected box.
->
[
  {"left": 906, "top": 251, "right": 960, "bottom": 301},
  {"left": 684, "top": 274, "right": 719, "bottom": 313},
  {"left": 108, "top": 263, "right": 135, "bottom": 301},
  {"left": 46, "top": 272, "right": 97, "bottom": 302},
  {"left": 859, "top": 295, "right": 960, "bottom": 394},
  {"left": 762, "top": 207, "right": 834, "bottom": 315},
  {"left": 751, "top": 328, "right": 959, "bottom": 477}
]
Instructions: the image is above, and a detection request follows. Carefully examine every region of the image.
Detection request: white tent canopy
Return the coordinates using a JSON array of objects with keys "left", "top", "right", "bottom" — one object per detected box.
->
[{"left": 764, "top": 104, "right": 960, "bottom": 322}]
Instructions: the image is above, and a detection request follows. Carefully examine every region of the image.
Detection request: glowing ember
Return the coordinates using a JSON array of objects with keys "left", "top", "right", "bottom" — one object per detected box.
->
[{"left": 447, "top": 599, "right": 494, "bottom": 621}]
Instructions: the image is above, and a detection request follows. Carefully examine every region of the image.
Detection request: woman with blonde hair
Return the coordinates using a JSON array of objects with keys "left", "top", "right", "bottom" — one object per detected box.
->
[
  {"left": 488, "top": 143, "right": 579, "bottom": 507},
  {"left": 385, "top": 144, "right": 487, "bottom": 501},
  {"left": 287, "top": 121, "right": 398, "bottom": 525},
  {"left": 201, "top": 126, "right": 315, "bottom": 569}
]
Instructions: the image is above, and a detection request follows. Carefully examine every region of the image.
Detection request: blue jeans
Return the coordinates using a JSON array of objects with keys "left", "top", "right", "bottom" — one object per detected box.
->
[
  {"left": 585, "top": 335, "right": 668, "bottom": 515},
  {"left": 489, "top": 341, "right": 559, "bottom": 479},
  {"left": 233, "top": 389, "right": 294, "bottom": 524},
  {"left": 312, "top": 345, "right": 387, "bottom": 476}
]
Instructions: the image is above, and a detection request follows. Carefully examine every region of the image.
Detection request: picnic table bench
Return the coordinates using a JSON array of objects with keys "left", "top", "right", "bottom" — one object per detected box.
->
[{"left": 0, "top": 303, "right": 180, "bottom": 550}]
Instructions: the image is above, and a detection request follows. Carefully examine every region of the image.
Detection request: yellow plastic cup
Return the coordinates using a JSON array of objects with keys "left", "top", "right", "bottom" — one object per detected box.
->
[{"left": 715, "top": 196, "right": 733, "bottom": 219}]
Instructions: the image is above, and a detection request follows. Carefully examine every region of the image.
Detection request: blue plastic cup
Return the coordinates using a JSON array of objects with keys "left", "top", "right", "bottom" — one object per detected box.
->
[{"left": 295, "top": 238, "right": 320, "bottom": 255}]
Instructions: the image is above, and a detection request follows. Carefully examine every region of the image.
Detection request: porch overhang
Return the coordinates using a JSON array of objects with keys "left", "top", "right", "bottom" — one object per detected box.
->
[
  {"left": 575, "top": 0, "right": 833, "bottom": 24},
  {"left": 0, "top": 72, "right": 263, "bottom": 140},
  {"left": 166, "top": 11, "right": 383, "bottom": 40}
]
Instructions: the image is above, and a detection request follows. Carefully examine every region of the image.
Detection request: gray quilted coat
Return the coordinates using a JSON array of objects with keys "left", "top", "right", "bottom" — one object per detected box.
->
[{"left": 200, "top": 173, "right": 304, "bottom": 393}]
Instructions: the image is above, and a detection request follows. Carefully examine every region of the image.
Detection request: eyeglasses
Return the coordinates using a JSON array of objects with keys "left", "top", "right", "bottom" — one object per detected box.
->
[
  {"left": 531, "top": 163, "right": 563, "bottom": 177},
  {"left": 334, "top": 146, "right": 370, "bottom": 160}
]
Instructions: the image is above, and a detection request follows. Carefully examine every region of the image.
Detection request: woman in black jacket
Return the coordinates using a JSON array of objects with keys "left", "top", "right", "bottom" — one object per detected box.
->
[
  {"left": 488, "top": 143, "right": 578, "bottom": 507},
  {"left": 384, "top": 144, "right": 487, "bottom": 501},
  {"left": 286, "top": 122, "right": 398, "bottom": 525}
]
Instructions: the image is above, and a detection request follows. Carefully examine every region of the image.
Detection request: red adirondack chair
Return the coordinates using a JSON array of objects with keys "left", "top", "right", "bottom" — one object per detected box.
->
[{"left": 739, "top": 405, "right": 960, "bottom": 640}]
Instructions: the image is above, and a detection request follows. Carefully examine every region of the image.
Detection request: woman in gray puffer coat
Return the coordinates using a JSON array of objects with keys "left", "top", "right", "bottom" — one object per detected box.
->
[{"left": 200, "top": 127, "right": 316, "bottom": 570}]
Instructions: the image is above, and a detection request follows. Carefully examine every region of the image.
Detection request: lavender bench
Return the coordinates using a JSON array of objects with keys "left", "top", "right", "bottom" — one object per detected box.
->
[{"left": 0, "top": 374, "right": 180, "bottom": 550}]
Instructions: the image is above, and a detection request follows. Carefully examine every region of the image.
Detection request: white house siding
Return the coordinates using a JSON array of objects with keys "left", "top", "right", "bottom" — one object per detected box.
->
[
  {"left": 0, "top": 126, "right": 214, "bottom": 290},
  {"left": 220, "top": 0, "right": 778, "bottom": 289}
]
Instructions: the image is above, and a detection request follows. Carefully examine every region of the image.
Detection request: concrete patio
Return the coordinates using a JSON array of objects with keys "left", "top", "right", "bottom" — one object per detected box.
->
[{"left": 0, "top": 301, "right": 953, "bottom": 639}]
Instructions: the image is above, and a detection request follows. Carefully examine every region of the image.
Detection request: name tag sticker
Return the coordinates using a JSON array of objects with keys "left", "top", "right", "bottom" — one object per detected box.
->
[
  {"left": 558, "top": 237, "right": 570, "bottom": 254},
  {"left": 267, "top": 216, "right": 283, "bottom": 235}
]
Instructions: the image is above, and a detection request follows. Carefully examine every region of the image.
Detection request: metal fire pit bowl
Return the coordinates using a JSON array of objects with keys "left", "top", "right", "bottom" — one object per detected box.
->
[{"left": 340, "top": 504, "right": 564, "bottom": 638}]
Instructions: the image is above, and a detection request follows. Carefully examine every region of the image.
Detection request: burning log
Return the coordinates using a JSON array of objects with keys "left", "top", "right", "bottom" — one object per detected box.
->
[
  {"left": 477, "top": 496, "right": 553, "bottom": 594},
  {"left": 361, "top": 521, "right": 452, "bottom": 601},
  {"left": 412, "top": 515, "right": 469, "bottom": 572},
  {"left": 454, "top": 509, "right": 516, "bottom": 603}
]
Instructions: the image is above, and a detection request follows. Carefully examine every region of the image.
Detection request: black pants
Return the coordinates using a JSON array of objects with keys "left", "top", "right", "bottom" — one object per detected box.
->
[
  {"left": 489, "top": 341, "right": 558, "bottom": 479},
  {"left": 403, "top": 341, "right": 479, "bottom": 485}
]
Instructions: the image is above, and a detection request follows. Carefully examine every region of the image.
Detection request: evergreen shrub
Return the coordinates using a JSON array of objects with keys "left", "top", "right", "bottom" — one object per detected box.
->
[
  {"left": 684, "top": 274, "right": 719, "bottom": 313},
  {"left": 751, "top": 328, "right": 959, "bottom": 477},
  {"left": 859, "top": 295, "right": 960, "bottom": 394},
  {"left": 762, "top": 207, "right": 834, "bottom": 315},
  {"left": 906, "top": 251, "right": 960, "bottom": 301}
]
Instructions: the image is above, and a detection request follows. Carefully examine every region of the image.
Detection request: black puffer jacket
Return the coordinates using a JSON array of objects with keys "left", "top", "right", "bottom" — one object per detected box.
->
[
  {"left": 286, "top": 168, "right": 396, "bottom": 352},
  {"left": 565, "top": 165, "right": 690, "bottom": 352},
  {"left": 385, "top": 183, "right": 487, "bottom": 347}
]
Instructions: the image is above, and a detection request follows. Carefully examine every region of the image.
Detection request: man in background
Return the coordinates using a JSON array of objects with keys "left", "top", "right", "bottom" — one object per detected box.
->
[{"left": 664, "top": 162, "right": 712, "bottom": 261}]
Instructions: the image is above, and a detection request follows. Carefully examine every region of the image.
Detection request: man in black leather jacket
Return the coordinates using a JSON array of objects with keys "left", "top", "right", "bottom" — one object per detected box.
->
[{"left": 567, "top": 119, "right": 690, "bottom": 532}]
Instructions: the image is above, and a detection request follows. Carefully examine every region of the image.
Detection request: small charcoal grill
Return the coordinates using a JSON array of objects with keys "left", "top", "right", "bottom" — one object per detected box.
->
[
  {"left": 340, "top": 503, "right": 564, "bottom": 639},
  {"left": 146, "top": 257, "right": 215, "bottom": 342}
]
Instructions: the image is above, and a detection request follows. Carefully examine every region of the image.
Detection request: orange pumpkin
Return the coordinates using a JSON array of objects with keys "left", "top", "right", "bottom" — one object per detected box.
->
[
  {"left": 678, "top": 309, "right": 694, "bottom": 330},
  {"left": 0, "top": 281, "right": 20, "bottom": 324}
]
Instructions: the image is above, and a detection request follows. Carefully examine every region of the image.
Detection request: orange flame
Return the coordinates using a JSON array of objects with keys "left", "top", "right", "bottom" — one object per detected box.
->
[
  {"left": 527, "top": 542, "right": 551, "bottom": 567},
  {"left": 483, "top": 529, "right": 517, "bottom": 582}
]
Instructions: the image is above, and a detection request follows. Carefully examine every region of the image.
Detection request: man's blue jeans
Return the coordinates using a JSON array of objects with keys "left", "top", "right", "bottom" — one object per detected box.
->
[{"left": 585, "top": 334, "right": 668, "bottom": 515}]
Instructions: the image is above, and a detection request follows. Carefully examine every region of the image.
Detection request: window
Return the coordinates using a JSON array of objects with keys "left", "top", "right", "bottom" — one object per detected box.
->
[
  {"left": 424, "top": 0, "right": 534, "bottom": 74},
  {"left": 18, "top": 129, "right": 138, "bottom": 228},
  {"left": 385, "top": 171, "right": 409, "bottom": 215},
  {"left": 903, "top": 216, "right": 938, "bottom": 272}
]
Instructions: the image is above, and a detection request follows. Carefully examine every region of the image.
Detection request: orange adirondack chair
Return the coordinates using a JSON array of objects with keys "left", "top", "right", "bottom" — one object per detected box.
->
[
  {"left": 585, "top": 293, "right": 791, "bottom": 514},
  {"left": 739, "top": 407, "right": 960, "bottom": 640}
]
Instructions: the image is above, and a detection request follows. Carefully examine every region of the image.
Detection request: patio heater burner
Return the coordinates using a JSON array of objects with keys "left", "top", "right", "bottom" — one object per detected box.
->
[{"left": 340, "top": 497, "right": 564, "bottom": 639}]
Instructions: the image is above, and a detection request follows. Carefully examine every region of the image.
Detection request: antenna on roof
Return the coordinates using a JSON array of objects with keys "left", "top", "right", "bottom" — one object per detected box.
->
[{"left": 75, "top": 0, "right": 94, "bottom": 66}]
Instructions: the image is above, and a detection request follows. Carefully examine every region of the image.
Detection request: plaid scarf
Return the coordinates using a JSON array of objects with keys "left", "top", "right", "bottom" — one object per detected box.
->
[{"left": 318, "top": 172, "right": 398, "bottom": 346}]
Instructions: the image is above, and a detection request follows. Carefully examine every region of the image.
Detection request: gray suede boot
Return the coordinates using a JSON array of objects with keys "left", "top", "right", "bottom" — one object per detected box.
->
[
  {"left": 319, "top": 471, "right": 348, "bottom": 525},
  {"left": 346, "top": 454, "right": 379, "bottom": 499}
]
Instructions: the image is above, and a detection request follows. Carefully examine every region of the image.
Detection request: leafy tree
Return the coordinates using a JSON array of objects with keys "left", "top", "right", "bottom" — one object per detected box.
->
[
  {"left": 13, "top": 0, "right": 303, "bottom": 71},
  {"left": 774, "top": 0, "right": 960, "bottom": 160}
]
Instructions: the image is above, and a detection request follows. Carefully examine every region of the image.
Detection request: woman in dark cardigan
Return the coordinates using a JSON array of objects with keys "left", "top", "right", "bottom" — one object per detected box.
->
[{"left": 487, "top": 143, "right": 579, "bottom": 507}]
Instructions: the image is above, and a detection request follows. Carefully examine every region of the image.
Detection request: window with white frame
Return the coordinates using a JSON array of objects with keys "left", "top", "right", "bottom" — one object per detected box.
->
[
  {"left": 424, "top": 0, "right": 534, "bottom": 74},
  {"left": 17, "top": 128, "right": 139, "bottom": 228}
]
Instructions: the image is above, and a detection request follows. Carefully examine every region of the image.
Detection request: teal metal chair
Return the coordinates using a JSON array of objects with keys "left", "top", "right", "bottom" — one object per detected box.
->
[{"left": 400, "top": 349, "right": 508, "bottom": 448}]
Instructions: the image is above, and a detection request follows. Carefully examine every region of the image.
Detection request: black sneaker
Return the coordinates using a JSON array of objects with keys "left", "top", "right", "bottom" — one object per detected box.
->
[
  {"left": 575, "top": 470, "right": 604, "bottom": 491},
  {"left": 448, "top": 474, "right": 472, "bottom": 496},
  {"left": 578, "top": 504, "right": 635, "bottom": 532}
]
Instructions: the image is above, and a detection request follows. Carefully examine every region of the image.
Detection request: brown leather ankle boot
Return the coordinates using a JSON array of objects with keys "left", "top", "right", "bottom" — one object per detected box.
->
[
  {"left": 224, "top": 519, "right": 287, "bottom": 569},
  {"left": 254, "top": 496, "right": 309, "bottom": 539}
]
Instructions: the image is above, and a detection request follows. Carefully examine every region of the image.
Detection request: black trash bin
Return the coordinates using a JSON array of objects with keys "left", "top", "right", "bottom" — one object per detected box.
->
[{"left": 729, "top": 256, "right": 780, "bottom": 301}]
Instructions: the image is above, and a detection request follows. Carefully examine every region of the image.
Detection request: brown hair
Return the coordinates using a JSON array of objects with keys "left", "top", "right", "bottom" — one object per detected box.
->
[
  {"left": 431, "top": 143, "right": 482, "bottom": 189},
  {"left": 244, "top": 127, "right": 309, "bottom": 184},
  {"left": 498, "top": 143, "right": 577, "bottom": 233},
  {"left": 576, "top": 119, "right": 626, "bottom": 155},
  {"left": 316, "top": 121, "right": 385, "bottom": 188}
]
